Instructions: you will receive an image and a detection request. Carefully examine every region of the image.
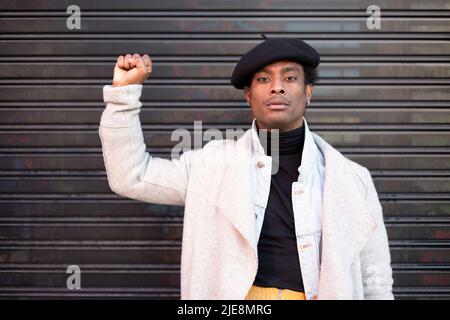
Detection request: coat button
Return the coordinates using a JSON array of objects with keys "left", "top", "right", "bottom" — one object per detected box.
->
[{"left": 257, "top": 161, "right": 265, "bottom": 168}]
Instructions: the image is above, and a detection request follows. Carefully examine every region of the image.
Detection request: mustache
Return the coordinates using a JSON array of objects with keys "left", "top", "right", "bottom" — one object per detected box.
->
[{"left": 265, "top": 97, "right": 291, "bottom": 105}]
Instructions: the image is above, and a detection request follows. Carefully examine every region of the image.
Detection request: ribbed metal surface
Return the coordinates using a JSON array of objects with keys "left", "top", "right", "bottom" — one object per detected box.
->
[{"left": 0, "top": 0, "right": 449, "bottom": 299}]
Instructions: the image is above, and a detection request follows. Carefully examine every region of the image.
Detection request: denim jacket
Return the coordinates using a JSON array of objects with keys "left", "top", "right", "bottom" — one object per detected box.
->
[{"left": 251, "top": 118, "right": 325, "bottom": 299}]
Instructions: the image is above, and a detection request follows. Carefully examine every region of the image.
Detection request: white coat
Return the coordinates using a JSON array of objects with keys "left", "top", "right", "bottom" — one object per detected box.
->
[{"left": 99, "top": 84, "right": 394, "bottom": 300}]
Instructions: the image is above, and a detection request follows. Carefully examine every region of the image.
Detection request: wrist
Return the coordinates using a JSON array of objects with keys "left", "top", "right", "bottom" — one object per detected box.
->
[{"left": 112, "top": 80, "right": 127, "bottom": 87}]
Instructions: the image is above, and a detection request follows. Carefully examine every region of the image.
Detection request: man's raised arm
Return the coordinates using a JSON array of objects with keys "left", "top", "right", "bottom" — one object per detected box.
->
[{"left": 99, "top": 53, "right": 195, "bottom": 206}]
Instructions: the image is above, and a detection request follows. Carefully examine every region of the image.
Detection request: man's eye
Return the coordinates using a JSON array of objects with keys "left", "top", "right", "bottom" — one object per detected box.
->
[
  {"left": 257, "top": 76, "right": 269, "bottom": 82},
  {"left": 286, "top": 76, "right": 297, "bottom": 81}
]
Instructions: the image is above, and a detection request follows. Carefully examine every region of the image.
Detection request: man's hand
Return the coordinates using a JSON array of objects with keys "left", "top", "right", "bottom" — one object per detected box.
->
[{"left": 112, "top": 53, "right": 152, "bottom": 87}]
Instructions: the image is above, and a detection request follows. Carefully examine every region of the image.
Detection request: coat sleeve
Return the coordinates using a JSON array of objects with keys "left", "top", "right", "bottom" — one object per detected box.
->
[
  {"left": 359, "top": 167, "right": 395, "bottom": 300},
  {"left": 98, "top": 84, "right": 197, "bottom": 206}
]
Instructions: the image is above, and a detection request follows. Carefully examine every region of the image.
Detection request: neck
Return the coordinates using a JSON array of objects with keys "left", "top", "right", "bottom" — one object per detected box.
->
[{"left": 256, "top": 121, "right": 305, "bottom": 156}]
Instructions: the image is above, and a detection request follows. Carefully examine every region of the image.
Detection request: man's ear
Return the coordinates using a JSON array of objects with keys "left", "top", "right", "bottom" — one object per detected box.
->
[
  {"left": 305, "top": 84, "right": 314, "bottom": 100},
  {"left": 244, "top": 86, "right": 251, "bottom": 105}
]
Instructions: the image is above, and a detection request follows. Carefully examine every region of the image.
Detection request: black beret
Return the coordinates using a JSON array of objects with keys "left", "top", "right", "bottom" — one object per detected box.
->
[{"left": 230, "top": 38, "right": 320, "bottom": 89}]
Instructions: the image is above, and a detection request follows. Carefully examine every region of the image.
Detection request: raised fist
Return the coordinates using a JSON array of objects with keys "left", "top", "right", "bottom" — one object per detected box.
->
[{"left": 112, "top": 53, "right": 152, "bottom": 87}]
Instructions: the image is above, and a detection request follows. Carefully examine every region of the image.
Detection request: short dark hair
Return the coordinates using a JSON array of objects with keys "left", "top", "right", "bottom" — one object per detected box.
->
[{"left": 303, "top": 66, "right": 318, "bottom": 86}]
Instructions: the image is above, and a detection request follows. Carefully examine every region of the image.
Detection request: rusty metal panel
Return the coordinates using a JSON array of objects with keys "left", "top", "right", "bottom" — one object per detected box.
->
[{"left": 0, "top": 0, "right": 449, "bottom": 299}]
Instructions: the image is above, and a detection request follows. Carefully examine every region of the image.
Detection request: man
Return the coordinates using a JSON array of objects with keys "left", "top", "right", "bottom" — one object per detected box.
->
[{"left": 99, "top": 38, "right": 394, "bottom": 300}]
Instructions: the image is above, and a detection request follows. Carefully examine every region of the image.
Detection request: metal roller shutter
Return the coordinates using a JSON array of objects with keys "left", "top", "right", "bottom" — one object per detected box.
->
[{"left": 0, "top": 0, "right": 449, "bottom": 299}]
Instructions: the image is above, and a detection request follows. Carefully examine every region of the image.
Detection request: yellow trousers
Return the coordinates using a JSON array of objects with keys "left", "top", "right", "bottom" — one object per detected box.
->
[{"left": 245, "top": 285, "right": 306, "bottom": 300}]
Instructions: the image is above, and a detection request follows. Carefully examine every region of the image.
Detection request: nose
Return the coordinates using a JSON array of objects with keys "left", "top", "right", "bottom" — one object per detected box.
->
[{"left": 270, "top": 77, "right": 285, "bottom": 95}]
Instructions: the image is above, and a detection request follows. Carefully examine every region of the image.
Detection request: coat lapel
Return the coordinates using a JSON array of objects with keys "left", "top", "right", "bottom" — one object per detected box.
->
[
  {"left": 215, "top": 131, "right": 258, "bottom": 256},
  {"left": 312, "top": 133, "right": 379, "bottom": 299}
]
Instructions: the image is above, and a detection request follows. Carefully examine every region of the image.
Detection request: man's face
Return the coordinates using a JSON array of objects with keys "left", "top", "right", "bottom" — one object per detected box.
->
[{"left": 244, "top": 60, "right": 313, "bottom": 132}]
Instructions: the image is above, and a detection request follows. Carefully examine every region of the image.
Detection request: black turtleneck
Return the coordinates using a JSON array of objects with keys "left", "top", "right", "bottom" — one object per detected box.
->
[
  {"left": 254, "top": 121, "right": 306, "bottom": 292},
  {"left": 256, "top": 123, "right": 305, "bottom": 156}
]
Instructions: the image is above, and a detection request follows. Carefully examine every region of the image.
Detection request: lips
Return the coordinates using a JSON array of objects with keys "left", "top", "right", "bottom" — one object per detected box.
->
[{"left": 265, "top": 99, "right": 290, "bottom": 110}]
